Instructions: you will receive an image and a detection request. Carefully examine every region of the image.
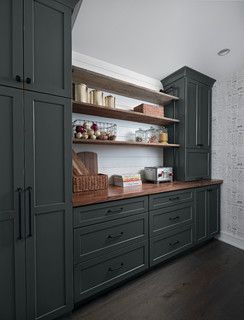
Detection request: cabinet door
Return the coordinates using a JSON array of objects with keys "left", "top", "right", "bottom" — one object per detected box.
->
[
  {"left": 185, "top": 149, "right": 211, "bottom": 181},
  {"left": 197, "top": 83, "right": 211, "bottom": 148},
  {"left": 186, "top": 79, "right": 198, "bottom": 148},
  {"left": 24, "top": 0, "right": 72, "bottom": 97},
  {"left": 0, "top": 0, "right": 23, "bottom": 88},
  {"left": 24, "top": 92, "right": 73, "bottom": 320},
  {"left": 207, "top": 186, "right": 220, "bottom": 237},
  {"left": 195, "top": 188, "right": 208, "bottom": 244},
  {"left": 0, "top": 86, "right": 26, "bottom": 320}
]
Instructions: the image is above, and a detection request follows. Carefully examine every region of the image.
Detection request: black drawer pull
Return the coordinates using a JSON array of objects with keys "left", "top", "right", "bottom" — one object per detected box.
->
[
  {"left": 108, "top": 262, "right": 124, "bottom": 272},
  {"left": 169, "top": 240, "right": 180, "bottom": 246},
  {"left": 26, "top": 77, "right": 32, "bottom": 84},
  {"left": 15, "top": 75, "right": 22, "bottom": 82},
  {"left": 207, "top": 189, "right": 213, "bottom": 192},
  {"left": 169, "top": 216, "right": 180, "bottom": 221},
  {"left": 107, "top": 231, "right": 124, "bottom": 239},
  {"left": 169, "top": 196, "right": 180, "bottom": 201},
  {"left": 197, "top": 143, "right": 203, "bottom": 147},
  {"left": 106, "top": 207, "right": 123, "bottom": 215}
]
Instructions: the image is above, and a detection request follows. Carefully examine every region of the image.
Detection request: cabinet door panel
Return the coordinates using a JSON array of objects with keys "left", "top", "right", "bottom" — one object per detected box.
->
[
  {"left": 197, "top": 84, "right": 211, "bottom": 148},
  {"left": 24, "top": 0, "right": 72, "bottom": 97},
  {"left": 208, "top": 186, "right": 220, "bottom": 237},
  {"left": 195, "top": 189, "right": 208, "bottom": 243},
  {"left": 0, "top": 86, "right": 26, "bottom": 320},
  {"left": 186, "top": 80, "right": 198, "bottom": 147},
  {"left": 24, "top": 92, "right": 73, "bottom": 320},
  {"left": 186, "top": 149, "right": 210, "bottom": 180},
  {"left": 0, "top": 0, "right": 23, "bottom": 88}
]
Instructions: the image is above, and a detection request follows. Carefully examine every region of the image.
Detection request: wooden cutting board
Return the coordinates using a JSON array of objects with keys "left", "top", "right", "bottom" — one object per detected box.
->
[
  {"left": 77, "top": 152, "right": 98, "bottom": 174},
  {"left": 72, "top": 150, "right": 90, "bottom": 175}
]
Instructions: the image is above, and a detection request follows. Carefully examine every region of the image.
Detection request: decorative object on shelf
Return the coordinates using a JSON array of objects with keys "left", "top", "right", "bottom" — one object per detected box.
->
[
  {"left": 113, "top": 173, "right": 142, "bottom": 187},
  {"left": 73, "top": 119, "right": 117, "bottom": 141},
  {"left": 147, "top": 126, "right": 159, "bottom": 143},
  {"left": 144, "top": 167, "right": 173, "bottom": 183},
  {"left": 159, "top": 126, "right": 168, "bottom": 144},
  {"left": 89, "top": 89, "right": 104, "bottom": 105},
  {"left": 72, "top": 150, "right": 108, "bottom": 193},
  {"left": 104, "top": 95, "right": 116, "bottom": 108},
  {"left": 134, "top": 103, "right": 164, "bottom": 118},
  {"left": 73, "top": 83, "right": 88, "bottom": 103},
  {"left": 135, "top": 128, "right": 146, "bottom": 142}
]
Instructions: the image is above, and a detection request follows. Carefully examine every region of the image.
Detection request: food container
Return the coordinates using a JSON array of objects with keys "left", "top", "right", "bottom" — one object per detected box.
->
[
  {"left": 104, "top": 95, "right": 116, "bottom": 108},
  {"left": 135, "top": 128, "right": 146, "bottom": 142},
  {"left": 134, "top": 103, "right": 164, "bottom": 117},
  {"left": 73, "top": 83, "right": 88, "bottom": 102},
  {"left": 89, "top": 89, "right": 104, "bottom": 105},
  {"left": 146, "top": 126, "right": 159, "bottom": 143},
  {"left": 159, "top": 127, "right": 168, "bottom": 144}
]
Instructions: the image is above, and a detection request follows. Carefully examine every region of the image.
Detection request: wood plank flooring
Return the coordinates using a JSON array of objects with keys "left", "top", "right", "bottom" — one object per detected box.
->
[{"left": 71, "top": 240, "right": 244, "bottom": 320}]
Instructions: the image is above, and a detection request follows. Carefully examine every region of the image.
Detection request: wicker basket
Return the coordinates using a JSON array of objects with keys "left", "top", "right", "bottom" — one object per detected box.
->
[
  {"left": 134, "top": 103, "right": 164, "bottom": 117},
  {"left": 73, "top": 174, "right": 108, "bottom": 193}
]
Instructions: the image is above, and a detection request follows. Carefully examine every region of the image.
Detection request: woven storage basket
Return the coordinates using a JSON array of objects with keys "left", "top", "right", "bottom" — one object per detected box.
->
[
  {"left": 73, "top": 174, "right": 108, "bottom": 193},
  {"left": 134, "top": 103, "right": 164, "bottom": 117}
]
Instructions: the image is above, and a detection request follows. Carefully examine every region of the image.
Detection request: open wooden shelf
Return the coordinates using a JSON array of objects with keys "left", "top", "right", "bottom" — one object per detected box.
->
[
  {"left": 73, "top": 139, "right": 180, "bottom": 148},
  {"left": 72, "top": 101, "right": 179, "bottom": 126},
  {"left": 72, "top": 66, "right": 179, "bottom": 106}
]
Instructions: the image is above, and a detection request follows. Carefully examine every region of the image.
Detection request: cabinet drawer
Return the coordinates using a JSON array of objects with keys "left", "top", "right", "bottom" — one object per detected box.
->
[
  {"left": 149, "top": 190, "right": 193, "bottom": 210},
  {"left": 74, "top": 196, "right": 148, "bottom": 227},
  {"left": 150, "top": 203, "right": 194, "bottom": 237},
  {"left": 74, "top": 241, "right": 148, "bottom": 302},
  {"left": 74, "top": 213, "right": 148, "bottom": 263},
  {"left": 150, "top": 225, "right": 193, "bottom": 266}
]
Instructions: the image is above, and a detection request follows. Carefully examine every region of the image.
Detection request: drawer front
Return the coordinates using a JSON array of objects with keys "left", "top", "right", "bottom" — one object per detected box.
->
[
  {"left": 74, "top": 241, "right": 148, "bottom": 302},
  {"left": 74, "top": 196, "right": 148, "bottom": 227},
  {"left": 150, "top": 203, "right": 194, "bottom": 237},
  {"left": 150, "top": 225, "right": 193, "bottom": 266},
  {"left": 149, "top": 190, "right": 194, "bottom": 210},
  {"left": 74, "top": 213, "right": 148, "bottom": 263}
]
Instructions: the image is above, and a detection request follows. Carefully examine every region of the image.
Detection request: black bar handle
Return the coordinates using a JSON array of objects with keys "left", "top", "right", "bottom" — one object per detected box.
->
[
  {"left": 106, "top": 207, "right": 123, "bottom": 215},
  {"left": 207, "top": 189, "right": 213, "bottom": 192},
  {"left": 197, "top": 144, "right": 204, "bottom": 147},
  {"left": 169, "top": 216, "right": 180, "bottom": 221},
  {"left": 107, "top": 231, "right": 124, "bottom": 239},
  {"left": 15, "top": 75, "right": 22, "bottom": 82},
  {"left": 26, "top": 186, "right": 32, "bottom": 237},
  {"left": 169, "top": 240, "right": 180, "bottom": 246},
  {"left": 169, "top": 196, "right": 180, "bottom": 201},
  {"left": 17, "top": 188, "right": 23, "bottom": 239},
  {"left": 26, "top": 77, "right": 32, "bottom": 84},
  {"left": 108, "top": 262, "right": 124, "bottom": 272}
]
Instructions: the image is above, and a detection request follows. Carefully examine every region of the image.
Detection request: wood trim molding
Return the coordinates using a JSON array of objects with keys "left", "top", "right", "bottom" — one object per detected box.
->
[{"left": 217, "top": 231, "right": 244, "bottom": 251}]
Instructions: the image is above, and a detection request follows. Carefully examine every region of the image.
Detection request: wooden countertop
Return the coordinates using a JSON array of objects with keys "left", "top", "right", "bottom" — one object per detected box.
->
[{"left": 72, "top": 179, "right": 223, "bottom": 207}]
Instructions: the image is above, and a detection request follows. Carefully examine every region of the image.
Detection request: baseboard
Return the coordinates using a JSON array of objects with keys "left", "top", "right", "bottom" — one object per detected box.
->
[{"left": 217, "top": 231, "right": 244, "bottom": 251}]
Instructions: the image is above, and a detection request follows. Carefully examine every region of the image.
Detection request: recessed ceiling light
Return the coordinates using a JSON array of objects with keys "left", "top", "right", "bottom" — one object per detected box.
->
[{"left": 217, "top": 48, "right": 230, "bottom": 56}]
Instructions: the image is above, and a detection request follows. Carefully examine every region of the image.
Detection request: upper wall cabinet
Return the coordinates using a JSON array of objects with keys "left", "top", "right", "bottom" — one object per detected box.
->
[
  {"left": 0, "top": 0, "right": 23, "bottom": 89},
  {"left": 0, "top": 0, "right": 72, "bottom": 98},
  {"left": 161, "top": 67, "right": 215, "bottom": 181}
]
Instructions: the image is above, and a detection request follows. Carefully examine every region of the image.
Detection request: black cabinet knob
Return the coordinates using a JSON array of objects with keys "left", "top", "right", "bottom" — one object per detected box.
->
[
  {"left": 26, "top": 77, "right": 32, "bottom": 84},
  {"left": 15, "top": 75, "right": 22, "bottom": 82}
]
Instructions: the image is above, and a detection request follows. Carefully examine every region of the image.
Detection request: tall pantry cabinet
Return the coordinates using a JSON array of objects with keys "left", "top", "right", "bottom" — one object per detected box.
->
[
  {"left": 161, "top": 67, "right": 215, "bottom": 181},
  {"left": 0, "top": 0, "right": 78, "bottom": 319}
]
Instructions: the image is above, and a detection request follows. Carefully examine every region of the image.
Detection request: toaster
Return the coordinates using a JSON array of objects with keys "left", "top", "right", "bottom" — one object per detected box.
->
[{"left": 144, "top": 167, "right": 173, "bottom": 183}]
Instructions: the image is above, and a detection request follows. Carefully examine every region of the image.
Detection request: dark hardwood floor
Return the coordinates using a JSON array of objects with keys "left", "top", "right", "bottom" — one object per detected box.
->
[{"left": 71, "top": 240, "right": 244, "bottom": 320}]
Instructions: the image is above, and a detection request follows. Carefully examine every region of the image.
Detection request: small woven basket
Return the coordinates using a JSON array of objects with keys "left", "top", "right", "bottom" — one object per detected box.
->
[{"left": 73, "top": 174, "right": 108, "bottom": 193}]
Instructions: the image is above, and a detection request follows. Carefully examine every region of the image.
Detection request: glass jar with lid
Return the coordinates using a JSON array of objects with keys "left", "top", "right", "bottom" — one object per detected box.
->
[
  {"left": 135, "top": 128, "right": 145, "bottom": 142},
  {"left": 147, "top": 126, "right": 159, "bottom": 143},
  {"left": 159, "top": 126, "right": 168, "bottom": 144}
]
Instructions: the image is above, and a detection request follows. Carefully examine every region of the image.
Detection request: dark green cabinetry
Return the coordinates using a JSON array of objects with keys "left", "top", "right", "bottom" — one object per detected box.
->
[
  {"left": 195, "top": 185, "right": 220, "bottom": 244},
  {"left": 0, "top": 0, "right": 76, "bottom": 319},
  {"left": 74, "top": 184, "right": 221, "bottom": 303},
  {"left": 0, "top": 0, "right": 72, "bottom": 98},
  {"left": 161, "top": 67, "right": 215, "bottom": 181}
]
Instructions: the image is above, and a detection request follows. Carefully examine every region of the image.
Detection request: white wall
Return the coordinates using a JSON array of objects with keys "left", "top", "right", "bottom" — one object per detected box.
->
[
  {"left": 72, "top": 52, "right": 164, "bottom": 183},
  {"left": 212, "top": 68, "right": 244, "bottom": 250}
]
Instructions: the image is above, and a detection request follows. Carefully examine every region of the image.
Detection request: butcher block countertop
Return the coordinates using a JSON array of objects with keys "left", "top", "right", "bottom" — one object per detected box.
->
[{"left": 72, "top": 179, "right": 223, "bottom": 207}]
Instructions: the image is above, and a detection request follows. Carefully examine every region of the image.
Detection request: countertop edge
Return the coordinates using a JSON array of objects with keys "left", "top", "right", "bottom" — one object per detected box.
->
[{"left": 72, "top": 180, "right": 223, "bottom": 207}]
